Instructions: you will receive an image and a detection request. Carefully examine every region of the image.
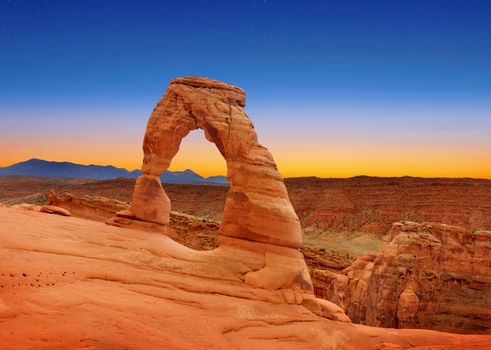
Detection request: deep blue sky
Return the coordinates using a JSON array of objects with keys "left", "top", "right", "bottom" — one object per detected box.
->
[
  {"left": 2, "top": 0, "right": 490, "bottom": 99},
  {"left": 1, "top": 0, "right": 490, "bottom": 177}
]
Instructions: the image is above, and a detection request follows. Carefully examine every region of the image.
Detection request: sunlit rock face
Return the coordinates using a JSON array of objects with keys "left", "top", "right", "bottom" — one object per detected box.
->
[
  {"left": 2, "top": 77, "right": 491, "bottom": 348},
  {"left": 2, "top": 206, "right": 491, "bottom": 349},
  {"left": 320, "top": 221, "right": 491, "bottom": 334},
  {"left": 108, "top": 76, "right": 319, "bottom": 302},
  {"left": 117, "top": 76, "right": 302, "bottom": 249}
]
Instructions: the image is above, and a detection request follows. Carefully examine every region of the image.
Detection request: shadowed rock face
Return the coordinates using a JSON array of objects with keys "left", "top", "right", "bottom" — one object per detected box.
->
[{"left": 320, "top": 221, "right": 491, "bottom": 334}]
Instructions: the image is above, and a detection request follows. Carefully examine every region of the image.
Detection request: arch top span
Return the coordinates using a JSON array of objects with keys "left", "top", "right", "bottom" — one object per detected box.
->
[
  {"left": 115, "top": 76, "right": 303, "bottom": 249},
  {"left": 170, "top": 76, "right": 246, "bottom": 103}
]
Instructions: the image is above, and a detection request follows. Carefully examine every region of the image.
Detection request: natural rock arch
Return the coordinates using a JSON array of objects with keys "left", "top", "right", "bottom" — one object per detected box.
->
[
  {"left": 107, "top": 77, "right": 351, "bottom": 319},
  {"left": 118, "top": 76, "right": 302, "bottom": 249}
]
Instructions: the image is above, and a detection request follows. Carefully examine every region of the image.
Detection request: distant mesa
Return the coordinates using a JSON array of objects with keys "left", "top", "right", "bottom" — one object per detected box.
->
[{"left": 0, "top": 158, "right": 227, "bottom": 185}]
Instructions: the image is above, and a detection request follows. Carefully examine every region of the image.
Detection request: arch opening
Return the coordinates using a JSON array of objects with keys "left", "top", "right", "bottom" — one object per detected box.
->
[
  {"left": 167, "top": 129, "right": 227, "bottom": 181},
  {"left": 162, "top": 129, "right": 228, "bottom": 250}
]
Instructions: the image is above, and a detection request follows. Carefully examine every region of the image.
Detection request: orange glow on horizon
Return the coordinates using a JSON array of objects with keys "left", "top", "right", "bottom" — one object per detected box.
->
[{"left": 0, "top": 127, "right": 490, "bottom": 180}]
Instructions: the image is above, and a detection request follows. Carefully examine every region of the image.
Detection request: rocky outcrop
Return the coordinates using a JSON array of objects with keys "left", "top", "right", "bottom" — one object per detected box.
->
[
  {"left": 48, "top": 191, "right": 220, "bottom": 251},
  {"left": 1, "top": 207, "right": 491, "bottom": 349},
  {"left": 40, "top": 205, "right": 72, "bottom": 217},
  {"left": 320, "top": 221, "right": 491, "bottom": 334},
  {"left": 109, "top": 77, "right": 314, "bottom": 296},
  {"left": 48, "top": 190, "right": 129, "bottom": 222}
]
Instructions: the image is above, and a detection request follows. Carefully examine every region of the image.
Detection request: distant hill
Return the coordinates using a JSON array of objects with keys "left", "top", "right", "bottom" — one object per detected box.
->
[{"left": 0, "top": 159, "right": 227, "bottom": 185}]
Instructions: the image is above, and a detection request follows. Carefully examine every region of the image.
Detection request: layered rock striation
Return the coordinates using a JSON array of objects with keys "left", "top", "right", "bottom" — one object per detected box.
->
[
  {"left": 319, "top": 221, "right": 491, "bottom": 334},
  {"left": 112, "top": 77, "right": 301, "bottom": 248}
]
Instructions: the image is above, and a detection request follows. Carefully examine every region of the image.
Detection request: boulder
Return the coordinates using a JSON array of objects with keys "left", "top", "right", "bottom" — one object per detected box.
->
[{"left": 40, "top": 205, "right": 72, "bottom": 217}]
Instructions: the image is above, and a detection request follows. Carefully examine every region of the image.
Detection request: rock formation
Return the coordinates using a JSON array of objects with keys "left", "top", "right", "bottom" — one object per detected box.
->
[
  {"left": 3, "top": 176, "right": 491, "bottom": 256},
  {"left": 40, "top": 205, "right": 72, "bottom": 217},
  {"left": 2, "top": 77, "right": 491, "bottom": 347},
  {"left": 111, "top": 76, "right": 301, "bottom": 248},
  {"left": 1, "top": 207, "right": 491, "bottom": 349},
  {"left": 108, "top": 77, "right": 314, "bottom": 295},
  {"left": 319, "top": 221, "right": 491, "bottom": 334},
  {"left": 286, "top": 176, "right": 491, "bottom": 241},
  {"left": 48, "top": 191, "right": 220, "bottom": 250},
  {"left": 48, "top": 190, "right": 128, "bottom": 222}
]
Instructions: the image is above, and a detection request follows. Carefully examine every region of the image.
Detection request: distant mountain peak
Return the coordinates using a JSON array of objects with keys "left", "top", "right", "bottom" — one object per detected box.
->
[{"left": 0, "top": 159, "right": 228, "bottom": 185}]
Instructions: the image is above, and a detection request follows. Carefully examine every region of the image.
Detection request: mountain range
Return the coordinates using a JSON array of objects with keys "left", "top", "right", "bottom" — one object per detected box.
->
[{"left": 0, "top": 159, "right": 228, "bottom": 185}]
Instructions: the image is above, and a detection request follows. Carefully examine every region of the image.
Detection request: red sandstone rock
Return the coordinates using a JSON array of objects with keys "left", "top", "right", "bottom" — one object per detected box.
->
[
  {"left": 2, "top": 176, "right": 491, "bottom": 238},
  {"left": 1, "top": 208, "right": 490, "bottom": 349},
  {"left": 117, "top": 76, "right": 302, "bottom": 249},
  {"left": 48, "top": 191, "right": 221, "bottom": 251},
  {"left": 40, "top": 205, "right": 72, "bottom": 217},
  {"left": 286, "top": 176, "right": 491, "bottom": 237},
  {"left": 109, "top": 77, "right": 313, "bottom": 294},
  {"left": 10, "top": 203, "right": 41, "bottom": 211},
  {"left": 48, "top": 190, "right": 128, "bottom": 221},
  {"left": 321, "top": 221, "right": 491, "bottom": 334}
]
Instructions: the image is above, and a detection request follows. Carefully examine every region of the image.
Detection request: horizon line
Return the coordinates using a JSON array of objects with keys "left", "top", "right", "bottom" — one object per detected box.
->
[{"left": 1, "top": 157, "right": 490, "bottom": 181}]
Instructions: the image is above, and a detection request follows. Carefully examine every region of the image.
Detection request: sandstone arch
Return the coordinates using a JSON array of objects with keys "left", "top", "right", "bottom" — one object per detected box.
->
[{"left": 120, "top": 76, "right": 302, "bottom": 249}]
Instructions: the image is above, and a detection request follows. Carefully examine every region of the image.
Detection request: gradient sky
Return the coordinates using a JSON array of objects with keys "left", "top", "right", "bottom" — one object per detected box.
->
[{"left": 1, "top": 0, "right": 490, "bottom": 178}]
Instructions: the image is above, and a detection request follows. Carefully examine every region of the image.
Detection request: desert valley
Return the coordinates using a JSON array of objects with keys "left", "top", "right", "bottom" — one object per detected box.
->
[{"left": 0, "top": 77, "right": 490, "bottom": 349}]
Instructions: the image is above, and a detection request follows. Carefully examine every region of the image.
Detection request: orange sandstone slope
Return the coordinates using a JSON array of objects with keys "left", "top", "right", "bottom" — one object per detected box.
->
[{"left": 1, "top": 207, "right": 491, "bottom": 350}]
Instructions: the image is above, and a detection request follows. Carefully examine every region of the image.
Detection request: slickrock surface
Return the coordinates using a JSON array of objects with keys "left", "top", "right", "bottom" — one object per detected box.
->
[
  {"left": 320, "top": 221, "right": 491, "bottom": 334},
  {"left": 48, "top": 191, "right": 352, "bottom": 284},
  {"left": 10, "top": 203, "right": 41, "bottom": 211},
  {"left": 1, "top": 207, "right": 491, "bottom": 349}
]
